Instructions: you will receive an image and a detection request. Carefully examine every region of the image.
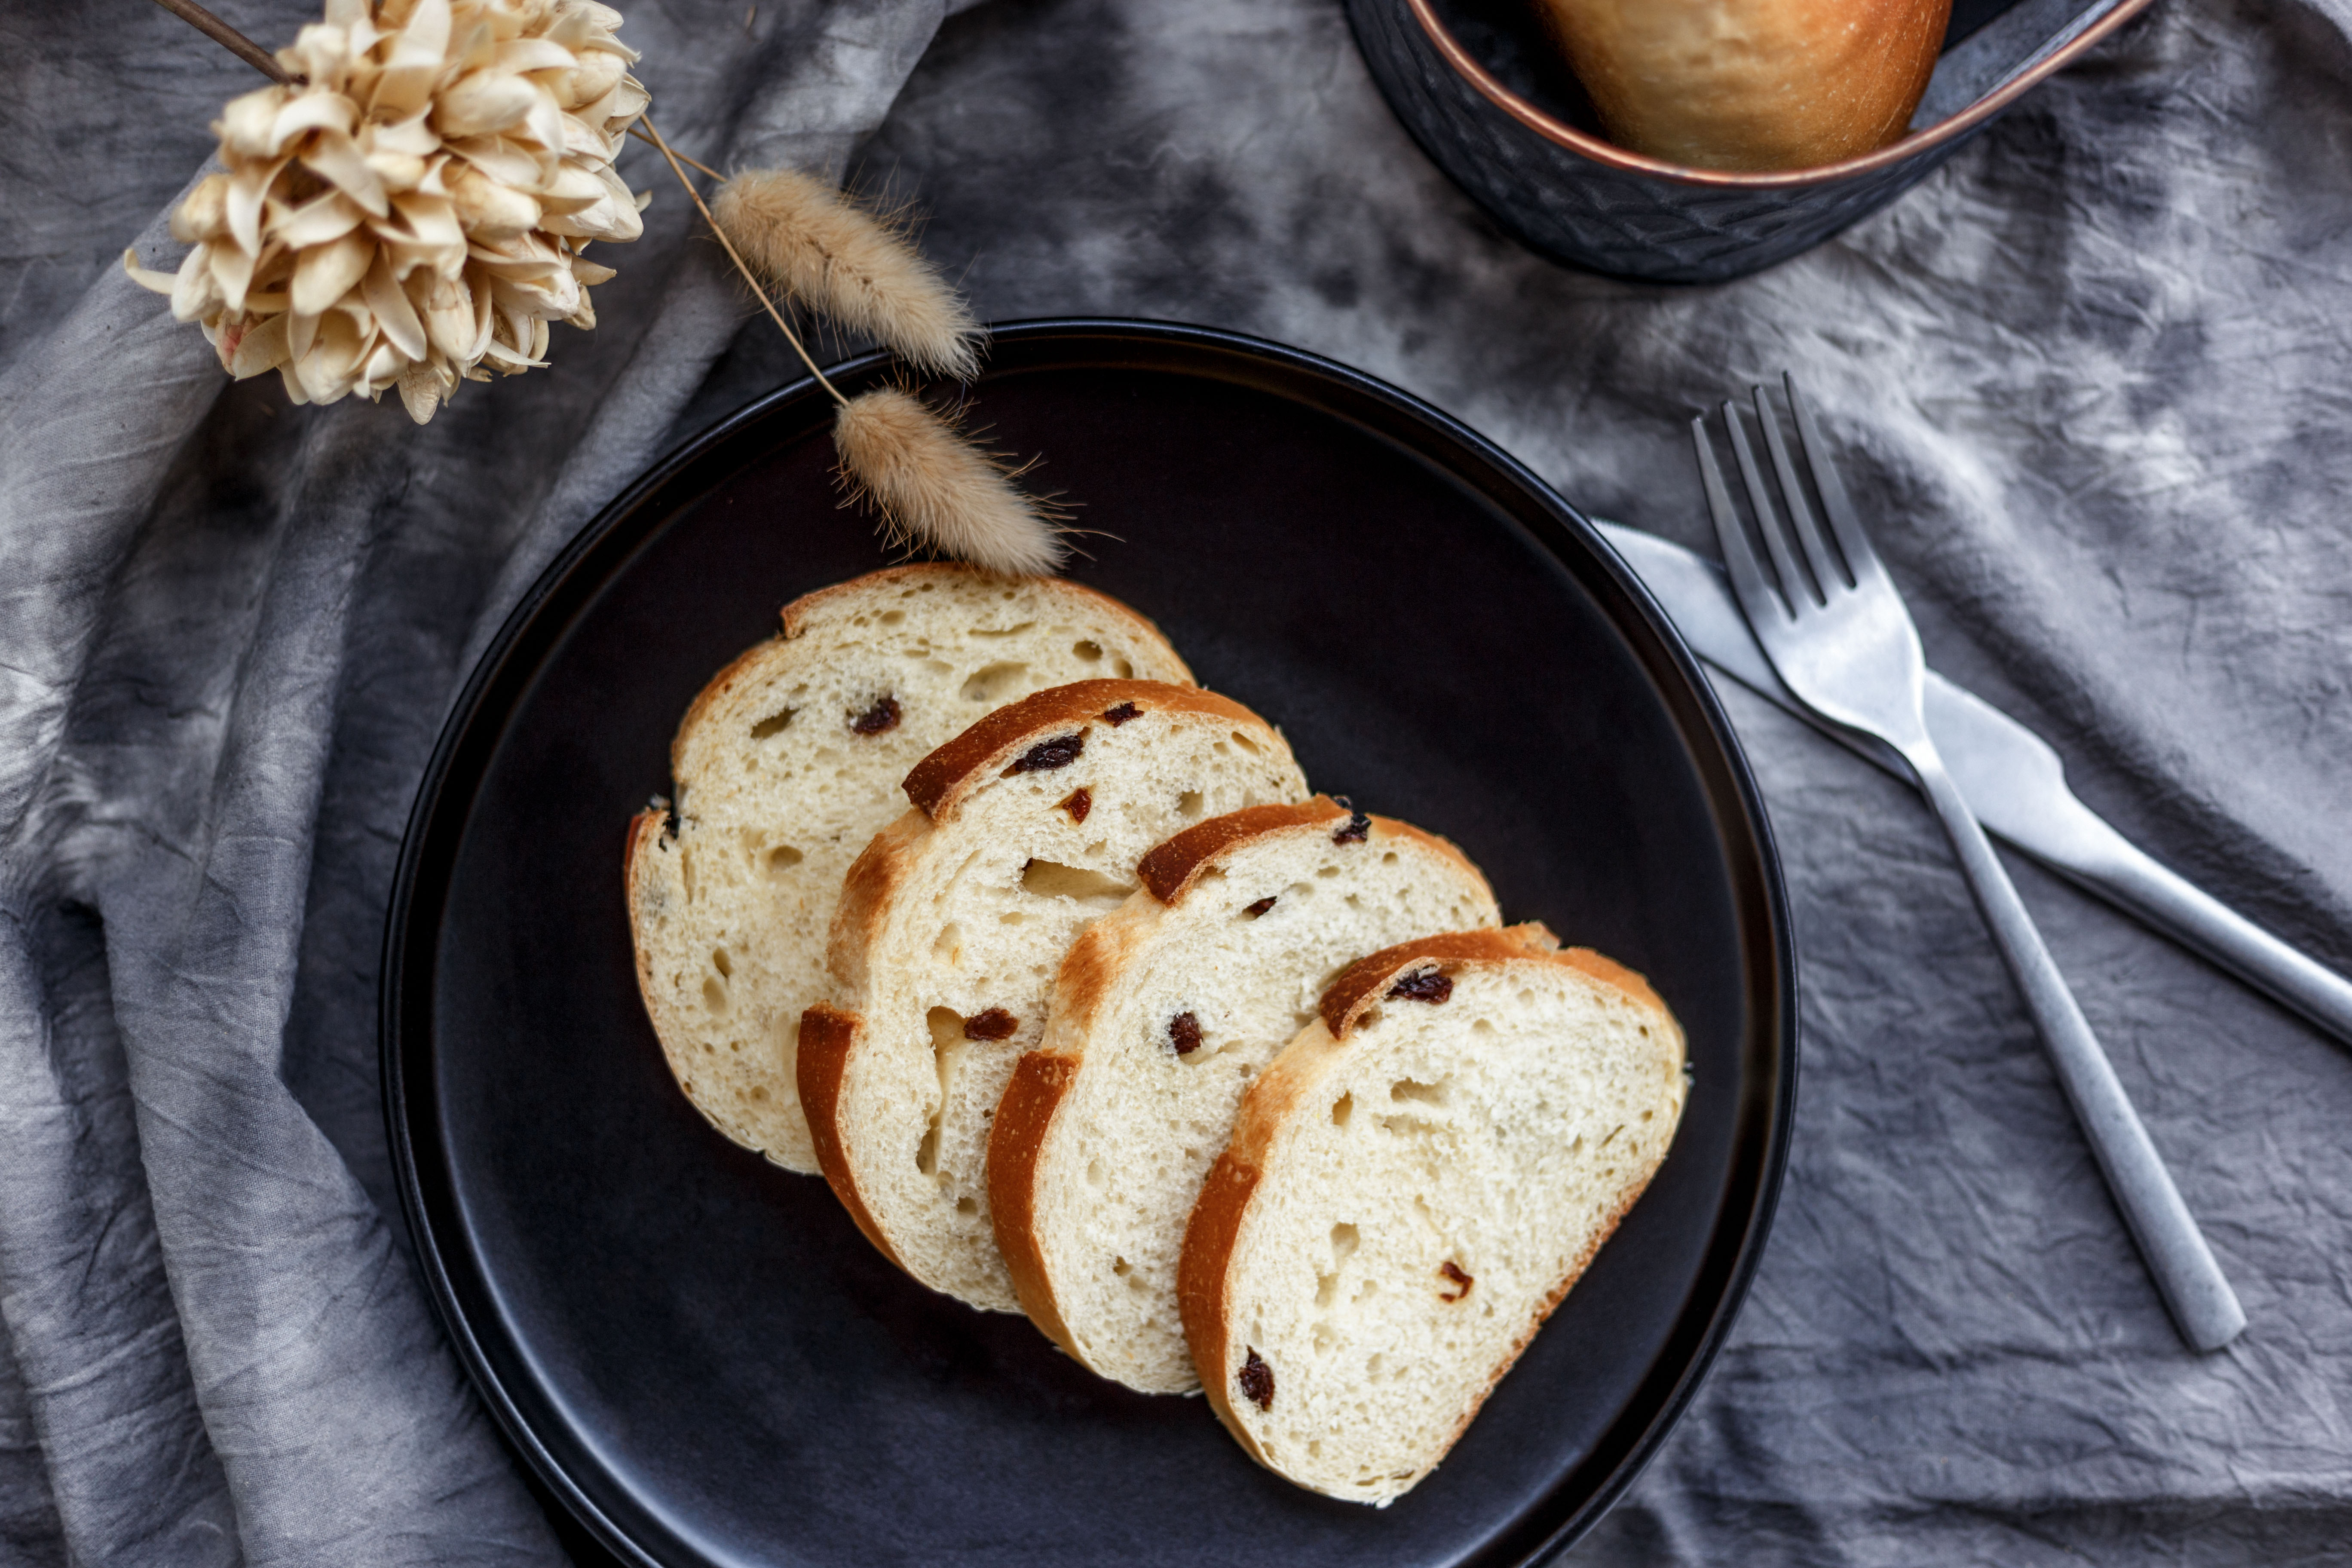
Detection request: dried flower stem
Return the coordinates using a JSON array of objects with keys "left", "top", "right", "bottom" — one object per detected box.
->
[
  {"left": 641, "top": 120, "right": 1060, "bottom": 573},
  {"left": 627, "top": 126, "right": 719, "bottom": 181},
  {"left": 638, "top": 114, "right": 845, "bottom": 407},
  {"left": 146, "top": 0, "right": 293, "bottom": 84}
]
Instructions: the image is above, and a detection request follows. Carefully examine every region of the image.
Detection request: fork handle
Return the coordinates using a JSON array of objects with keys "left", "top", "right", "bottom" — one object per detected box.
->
[{"left": 1906, "top": 744, "right": 2247, "bottom": 1352}]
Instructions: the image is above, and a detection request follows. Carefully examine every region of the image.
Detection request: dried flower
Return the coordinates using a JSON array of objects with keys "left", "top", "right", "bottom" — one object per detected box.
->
[
  {"left": 123, "top": 0, "right": 649, "bottom": 423},
  {"left": 713, "top": 168, "right": 981, "bottom": 381},
  {"left": 833, "top": 389, "right": 1066, "bottom": 577}
]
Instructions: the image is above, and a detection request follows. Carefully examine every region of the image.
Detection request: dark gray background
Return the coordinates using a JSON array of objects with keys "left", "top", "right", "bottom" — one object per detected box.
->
[{"left": 3, "top": 0, "right": 2349, "bottom": 1563}]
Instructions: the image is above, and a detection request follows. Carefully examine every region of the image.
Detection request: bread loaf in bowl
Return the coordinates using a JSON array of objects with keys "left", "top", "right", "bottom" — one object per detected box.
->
[
  {"left": 1532, "top": 0, "right": 1954, "bottom": 171},
  {"left": 1178, "top": 924, "right": 1687, "bottom": 1504},
  {"left": 625, "top": 568, "right": 1189, "bottom": 1172},
  {"left": 989, "top": 796, "right": 1501, "bottom": 1393},
  {"left": 803, "top": 680, "right": 1310, "bottom": 1311}
]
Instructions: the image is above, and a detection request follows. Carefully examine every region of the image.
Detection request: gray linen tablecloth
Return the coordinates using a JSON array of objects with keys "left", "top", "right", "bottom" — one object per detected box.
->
[{"left": 3, "top": 0, "right": 2349, "bottom": 1563}]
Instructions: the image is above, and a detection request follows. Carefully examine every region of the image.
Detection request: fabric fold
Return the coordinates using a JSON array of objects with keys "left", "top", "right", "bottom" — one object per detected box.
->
[{"left": 0, "top": 2, "right": 959, "bottom": 1561}]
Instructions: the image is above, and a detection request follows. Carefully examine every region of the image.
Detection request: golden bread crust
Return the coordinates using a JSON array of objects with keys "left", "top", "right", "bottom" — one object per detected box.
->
[
  {"left": 1316, "top": 924, "right": 1562, "bottom": 1039},
  {"left": 1177, "top": 1007, "right": 1347, "bottom": 1453},
  {"left": 1178, "top": 1147, "right": 1269, "bottom": 1463},
  {"left": 900, "top": 680, "right": 1268, "bottom": 822},
  {"left": 824, "top": 809, "right": 929, "bottom": 998},
  {"left": 1136, "top": 798, "right": 1349, "bottom": 903},
  {"left": 795, "top": 1003, "right": 903, "bottom": 1268},
  {"left": 626, "top": 565, "right": 1195, "bottom": 1176},
  {"left": 985, "top": 910, "right": 1151, "bottom": 1355},
  {"left": 1135, "top": 799, "right": 1489, "bottom": 907},
  {"left": 986, "top": 1051, "right": 1083, "bottom": 1355},
  {"left": 1182, "top": 935, "right": 1684, "bottom": 1498}
]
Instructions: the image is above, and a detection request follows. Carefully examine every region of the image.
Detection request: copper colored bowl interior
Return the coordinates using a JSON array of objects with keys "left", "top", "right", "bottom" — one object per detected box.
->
[{"left": 1408, "top": 0, "right": 2158, "bottom": 189}]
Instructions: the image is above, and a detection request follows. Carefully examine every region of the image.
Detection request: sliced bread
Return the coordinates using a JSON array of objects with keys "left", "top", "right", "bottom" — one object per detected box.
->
[
  {"left": 625, "top": 567, "right": 1190, "bottom": 1172},
  {"left": 990, "top": 797, "right": 1501, "bottom": 1392},
  {"left": 1178, "top": 925, "right": 1687, "bottom": 1504},
  {"left": 802, "top": 680, "right": 1311, "bottom": 1310}
]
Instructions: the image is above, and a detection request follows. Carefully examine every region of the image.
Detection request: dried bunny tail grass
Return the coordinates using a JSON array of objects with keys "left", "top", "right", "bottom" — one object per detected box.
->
[
  {"left": 714, "top": 168, "right": 982, "bottom": 382},
  {"left": 640, "top": 120, "right": 1062, "bottom": 577},
  {"left": 833, "top": 388, "right": 1065, "bottom": 577}
]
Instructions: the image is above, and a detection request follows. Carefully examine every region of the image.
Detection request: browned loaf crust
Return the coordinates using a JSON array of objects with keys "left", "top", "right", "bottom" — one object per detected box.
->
[
  {"left": 1178, "top": 922, "right": 1677, "bottom": 1482},
  {"left": 901, "top": 678, "right": 1262, "bottom": 821},
  {"left": 1134, "top": 798, "right": 1348, "bottom": 900},
  {"left": 625, "top": 565, "right": 1192, "bottom": 1171},
  {"left": 989, "top": 796, "right": 1492, "bottom": 1362},
  {"left": 831, "top": 681, "right": 1273, "bottom": 997},
  {"left": 985, "top": 1049, "right": 1084, "bottom": 1351},
  {"left": 803, "top": 678, "right": 1305, "bottom": 1305},
  {"left": 652, "top": 570, "right": 1183, "bottom": 797},
  {"left": 796, "top": 1001, "right": 900, "bottom": 1267},
  {"left": 1316, "top": 925, "right": 1663, "bottom": 1039}
]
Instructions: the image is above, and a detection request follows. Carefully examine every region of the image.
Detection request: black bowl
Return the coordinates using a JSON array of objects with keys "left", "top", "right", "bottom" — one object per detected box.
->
[
  {"left": 1348, "top": 0, "right": 2155, "bottom": 283},
  {"left": 383, "top": 320, "right": 1797, "bottom": 1566}
]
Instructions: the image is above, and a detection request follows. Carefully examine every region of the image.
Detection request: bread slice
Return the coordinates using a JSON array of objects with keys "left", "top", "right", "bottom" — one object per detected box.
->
[
  {"left": 625, "top": 568, "right": 1191, "bottom": 1173},
  {"left": 801, "top": 680, "right": 1310, "bottom": 1311},
  {"left": 1178, "top": 925, "right": 1686, "bottom": 1504},
  {"left": 989, "top": 797, "right": 1501, "bottom": 1392}
]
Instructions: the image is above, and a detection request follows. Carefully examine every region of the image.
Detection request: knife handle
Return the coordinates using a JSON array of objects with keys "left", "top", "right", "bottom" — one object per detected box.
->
[
  {"left": 1909, "top": 747, "right": 2247, "bottom": 1353},
  {"left": 2059, "top": 824, "right": 2352, "bottom": 1048}
]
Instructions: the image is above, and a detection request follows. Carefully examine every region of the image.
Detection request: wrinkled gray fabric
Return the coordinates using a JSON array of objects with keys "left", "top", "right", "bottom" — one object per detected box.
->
[
  {"left": 0, "top": 2, "right": 958, "bottom": 1563},
  {"left": 858, "top": 3, "right": 2352, "bottom": 1561},
  {"left": 3, "top": 0, "right": 2349, "bottom": 1564}
]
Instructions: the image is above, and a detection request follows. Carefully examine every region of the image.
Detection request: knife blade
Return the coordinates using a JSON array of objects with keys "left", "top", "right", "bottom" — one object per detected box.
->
[{"left": 1596, "top": 519, "right": 2352, "bottom": 1048}]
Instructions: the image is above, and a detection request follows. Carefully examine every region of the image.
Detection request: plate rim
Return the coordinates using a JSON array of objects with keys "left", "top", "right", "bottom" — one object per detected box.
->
[{"left": 380, "top": 316, "right": 1799, "bottom": 1568}]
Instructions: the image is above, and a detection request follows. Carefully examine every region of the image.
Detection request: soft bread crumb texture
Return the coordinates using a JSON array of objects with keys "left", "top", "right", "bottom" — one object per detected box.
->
[
  {"left": 1192, "top": 947, "right": 1686, "bottom": 1504},
  {"left": 819, "top": 682, "right": 1309, "bottom": 1310},
  {"left": 626, "top": 567, "right": 1188, "bottom": 1172},
  {"left": 1006, "top": 806, "right": 1500, "bottom": 1392}
]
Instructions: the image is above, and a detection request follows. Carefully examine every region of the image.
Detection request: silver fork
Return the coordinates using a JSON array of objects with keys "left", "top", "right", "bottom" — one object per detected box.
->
[{"left": 1694, "top": 377, "right": 2245, "bottom": 1352}]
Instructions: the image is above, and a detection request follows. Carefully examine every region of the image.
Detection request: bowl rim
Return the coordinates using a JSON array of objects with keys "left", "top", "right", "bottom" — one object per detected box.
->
[{"left": 1407, "top": 0, "right": 2156, "bottom": 189}]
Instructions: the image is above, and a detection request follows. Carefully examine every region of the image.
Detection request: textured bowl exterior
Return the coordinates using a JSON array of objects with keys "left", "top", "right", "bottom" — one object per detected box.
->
[{"left": 1345, "top": 0, "right": 2096, "bottom": 283}]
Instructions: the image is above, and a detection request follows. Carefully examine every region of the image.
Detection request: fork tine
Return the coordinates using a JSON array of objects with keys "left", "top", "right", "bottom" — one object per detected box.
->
[
  {"left": 1723, "top": 398, "right": 1817, "bottom": 611},
  {"left": 1784, "top": 373, "right": 1889, "bottom": 589},
  {"left": 1755, "top": 383, "right": 1847, "bottom": 595},
  {"left": 1690, "top": 413, "right": 1788, "bottom": 626}
]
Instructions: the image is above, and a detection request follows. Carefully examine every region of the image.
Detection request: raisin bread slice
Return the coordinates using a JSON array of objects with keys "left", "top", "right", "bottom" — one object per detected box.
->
[
  {"left": 801, "top": 680, "right": 1310, "bottom": 1311},
  {"left": 990, "top": 798, "right": 1500, "bottom": 1392},
  {"left": 626, "top": 567, "right": 1190, "bottom": 1172},
  {"left": 1179, "top": 925, "right": 1686, "bottom": 1504}
]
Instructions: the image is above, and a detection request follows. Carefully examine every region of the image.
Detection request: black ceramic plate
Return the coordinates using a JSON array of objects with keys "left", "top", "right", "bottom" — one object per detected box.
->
[{"left": 383, "top": 319, "right": 1795, "bottom": 1568}]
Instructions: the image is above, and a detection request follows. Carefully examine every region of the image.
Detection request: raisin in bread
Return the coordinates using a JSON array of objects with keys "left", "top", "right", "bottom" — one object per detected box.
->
[
  {"left": 801, "top": 680, "right": 1311, "bottom": 1311},
  {"left": 1178, "top": 925, "right": 1686, "bottom": 1504},
  {"left": 990, "top": 797, "right": 1500, "bottom": 1392},
  {"left": 626, "top": 568, "right": 1190, "bottom": 1172}
]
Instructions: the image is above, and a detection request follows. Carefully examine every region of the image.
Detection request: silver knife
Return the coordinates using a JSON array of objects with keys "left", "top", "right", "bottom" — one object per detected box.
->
[{"left": 1596, "top": 520, "right": 2352, "bottom": 1047}]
